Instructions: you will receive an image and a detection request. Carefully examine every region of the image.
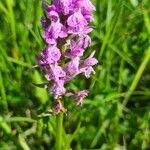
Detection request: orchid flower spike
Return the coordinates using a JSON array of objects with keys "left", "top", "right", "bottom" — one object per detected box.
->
[{"left": 37, "top": 0, "right": 97, "bottom": 113}]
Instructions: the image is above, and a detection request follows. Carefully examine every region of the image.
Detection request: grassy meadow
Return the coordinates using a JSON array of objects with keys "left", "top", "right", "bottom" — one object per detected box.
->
[{"left": 0, "top": 0, "right": 150, "bottom": 149}]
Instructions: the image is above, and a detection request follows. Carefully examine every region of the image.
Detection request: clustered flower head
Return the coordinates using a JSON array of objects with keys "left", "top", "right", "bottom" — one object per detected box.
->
[{"left": 37, "top": 0, "right": 98, "bottom": 114}]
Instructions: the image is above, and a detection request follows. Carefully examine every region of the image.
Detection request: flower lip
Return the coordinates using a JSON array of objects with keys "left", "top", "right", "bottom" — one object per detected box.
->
[
  {"left": 38, "top": 46, "right": 61, "bottom": 65},
  {"left": 73, "top": 90, "right": 89, "bottom": 106},
  {"left": 48, "top": 64, "right": 66, "bottom": 81},
  {"left": 82, "top": 51, "right": 98, "bottom": 66}
]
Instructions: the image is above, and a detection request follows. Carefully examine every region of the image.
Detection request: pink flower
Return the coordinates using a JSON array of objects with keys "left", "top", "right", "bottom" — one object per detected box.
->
[
  {"left": 64, "top": 57, "right": 80, "bottom": 76},
  {"left": 67, "top": 9, "right": 87, "bottom": 27},
  {"left": 65, "top": 40, "right": 85, "bottom": 58},
  {"left": 50, "top": 80, "right": 66, "bottom": 98},
  {"left": 48, "top": 64, "right": 66, "bottom": 81},
  {"left": 79, "top": 51, "right": 98, "bottom": 78},
  {"left": 37, "top": 0, "right": 97, "bottom": 113},
  {"left": 78, "top": 34, "right": 91, "bottom": 48},
  {"left": 37, "top": 46, "right": 61, "bottom": 65},
  {"left": 80, "top": 66, "right": 95, "bottom": 78},
  {"left": 75, "top": 0, "right": 96, "bottom": 12},
  {"left": 72, "top": 90, "right": 89, "bottom": 106},
  {"left": 53, "top": 0, "right": 73, "bottom": 15},
  {"left": 82, "top": 51, "right": 98, "bottom": 66},
  {"left": 43, "top": 21, "right": 67, "bottom": 45}
]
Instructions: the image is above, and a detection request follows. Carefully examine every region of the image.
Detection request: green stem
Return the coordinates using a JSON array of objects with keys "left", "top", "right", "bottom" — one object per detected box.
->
[
  {"left": 6, "top": 0, "right": 16, "bottom": 43},
  {"left": 0, "top": 71, "right": 8, "bottom": 112},
  {"left": 6, "top": 0, "right": 18, "bottom": 58},
  {"left": 123, "top": 47, "right": 150, "bottom": 106},
  {"left": 5, "top": 117, "right": 37, "bottom": 123},
  {"left": 56, "top": 114, "right": 63, "bottom": 150}
]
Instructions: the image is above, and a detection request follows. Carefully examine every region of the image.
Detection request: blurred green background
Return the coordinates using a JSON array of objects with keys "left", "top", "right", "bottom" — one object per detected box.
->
[{"left": 0, "top": 0, "right": 150, "bottom": 149}]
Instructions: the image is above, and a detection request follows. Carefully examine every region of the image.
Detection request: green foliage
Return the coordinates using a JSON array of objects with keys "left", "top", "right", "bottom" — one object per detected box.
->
[{"left": 0, "top": 0, "right": 150, "bottom": 149}]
